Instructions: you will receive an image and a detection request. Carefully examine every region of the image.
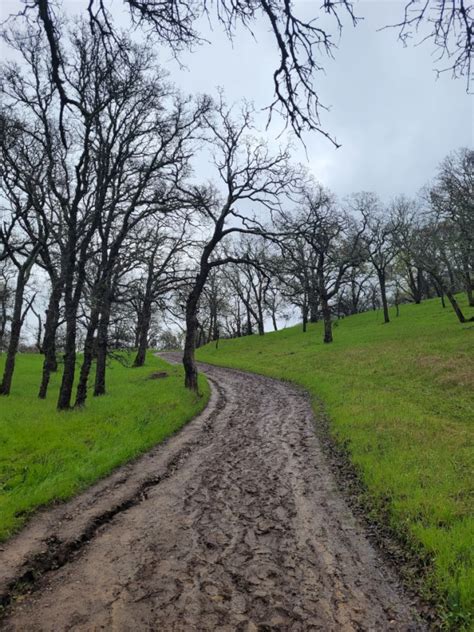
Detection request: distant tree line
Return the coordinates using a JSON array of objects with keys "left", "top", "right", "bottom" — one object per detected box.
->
[{"left": 193, "top": 149, "right": 473, "bottom": 348}]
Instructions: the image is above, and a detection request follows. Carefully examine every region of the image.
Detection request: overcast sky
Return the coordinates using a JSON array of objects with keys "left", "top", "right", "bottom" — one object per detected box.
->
[
  {"left": 1, "top": 0, "right": 472, "bottom": 203},
  {"left": 162, "top": 1, "right": 472, "bottom": 202}
]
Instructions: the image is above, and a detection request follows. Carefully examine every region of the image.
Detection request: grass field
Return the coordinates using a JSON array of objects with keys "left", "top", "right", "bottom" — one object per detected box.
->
[
  {"left": 198, "top": 296, "right": 474, "bottom": 629},
  {"left": 0, "top": 353, "right": 209, "bottom": 542}
]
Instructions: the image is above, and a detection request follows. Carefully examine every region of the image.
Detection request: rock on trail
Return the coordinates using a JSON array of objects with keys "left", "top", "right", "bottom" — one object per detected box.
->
[{"left": 0, "top": 356, "right": 423, "bottom": 631}]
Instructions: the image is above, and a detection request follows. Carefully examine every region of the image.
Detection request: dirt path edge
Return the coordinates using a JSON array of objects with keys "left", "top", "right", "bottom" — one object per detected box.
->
[{"left": 310, "top": 399, "right": 442, "bottom": 629}]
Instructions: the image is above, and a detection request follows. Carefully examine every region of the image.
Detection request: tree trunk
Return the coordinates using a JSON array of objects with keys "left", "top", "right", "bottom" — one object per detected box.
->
[
  {"left": 212, "top": 308, "right": 219, "bottom": 341},
  {"left": 309, "top": 295, "right": 319, "bottom": 323},
  {"left": 94, "top": 298, "right": 112, "bottom": 396},
  {"left": 246, "top": 306, "right": 253, "bottom": 336},
  {"left": 466, "top": 285, "right": 474, "bottom": 308},
  {"left": 432, "top": 279, "right": 446, "bottom": 308},
  {"left": 183, "top": 266, "right": 210, "bottom": 392},
  {"left": 257, "top": 304, "right": 265, "bottom": 336},
  {"left": 57, "top": 307, "right": 77, "bottom": 410},
  {"left": 235, "top": 302, "right": 242, "bottom": 337},
  {"left": 431, "top": 272, "right": 472, "bottom": 323},
  {"left": 321, "top": 296, "right": 333, "bottom": 344},
  {"left": 74, "top": 307, "right": 100, "bottom": 407},
  {"left": 350, "top": 281, "right": 359, "bottom": 315},
  {"left": 0, "top": 299, "right": 8, "bottom": 349},
  {"left": 0, "top": 270, "right": 27, "bottom": 395},
  {"left": 271, "top": 311, "right": 278, "bottom": 332},
  {"left": 445, "top": 290, "right": 473, "bottom": 324},
  {"left": 134, "top": 320, "right": 141, "bottom": 348},
  {"left": 371, "top": 288, "right": 378, "bottom": 311},
  {"left": 378, "top": 271, "right": 390, "bottom": 324},
  {"left": 463, "top": 260, "right": 474, "bottom": 307},
  {"left": 414, "top": 268, "right": 424, "bottom": 303},
  {"left": 57, "top": 245, "right": 80, "bottom": 411},
  {"left": 207, "top": 311, "right": 214, "bottom": 344},
  {"left": 302, "top": 302, "right": 308, "bottom": 333},
  {"left": 38, "top": 282, "right": 62, "bottom": 399},
  {"left": 407, "top": 266, "right": 422, "bottom": 304},
  {"left": 133, "top": 302, "right": 152, "bottom": 367},
  {"left": 183, "top": 290, "right": 200, "bottom": 392}
]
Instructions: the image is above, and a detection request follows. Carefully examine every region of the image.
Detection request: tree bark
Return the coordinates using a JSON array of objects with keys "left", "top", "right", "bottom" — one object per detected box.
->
[
  {"left": 183, "top": 266, "right": 209, "bottom": 392},
  {"left": 133, "top": 301, "right": 152, "bottom": 367},
  {"left": 257, "top": 304, "right": 265, "bottom": 336},
  {"left": 57, "top": 243, "right": 80, "bottom": 410},
  {"left": 378, "top": 271, "right": 390, "bottom": 324},
  {"left": 235, "top": 301, "right": 242, "bottom": 337},
  {"left": 309, "top": 294, "right": 319, "bottom": 323},
  {"left": 183, "top": 288, "right": 200, "bottom": 391},
  {"left": 38, "top": 282, "right": 62, "bottom": 399},
  {"left": 271, "top": 311, "right": 278, "bottom": 332},
  {"left": 0, "top": 270, "right": 28, "bottom": 395},
  {"left": 407, "top": 266, "right": 423, "bottom": 304},
  {"left": 445, "top": 290, "right": 473, "bottom": 324},
  {"left": 94, "top": 297, "right": 112, "bottom": 396},
  {"left": 246, "top": 306, "right": 253, "bottom": 336},
  {"left": 57, "top": 306, "right": 77, "bottom": 410},
  {"left": 0, "top": 249, "right": 38, "bottom": 396},
  {"left": 302, "top": 302, "right": 308, "bottom": 333},
  {"left": 0, "top": 295, "right": 8, "bottom": 349},
  {"left": 462, "top": 260, "right": 474, "bottom": 307},
  {"left": 74, "top": 307, "right": 100, "bottom": 407},
  {"left": 321, "top": 296, "right": 333, "bottom": 343},
  {"left": 466, "top": 285, "right": 474, "bottom": 308},
  {"left": 432, "top": 279, "right": 446, "bottom": 308}
]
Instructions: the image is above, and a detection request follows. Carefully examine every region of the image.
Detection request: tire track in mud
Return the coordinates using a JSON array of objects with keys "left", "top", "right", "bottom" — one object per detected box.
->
[{"left": 1, "top": 357, "right": 424, "bottom": 631}]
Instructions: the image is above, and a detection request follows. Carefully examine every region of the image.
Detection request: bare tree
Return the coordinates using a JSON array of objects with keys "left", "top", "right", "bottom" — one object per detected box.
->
[
  {"left": 128, "top": 217, "right": 192, "bottom": 368},
  {"left": 0, "top": 228, "right": 40, "bottom": 395},
  {"left": 399, "top": 206, "right": 473, "bottom": 323},
  {"left": 278, "top": 184, "right": 365, "bottom": 342},
  {"left": 0, "top": 261, "right": 15, "bottom": 351},
  {"left": 181, "top": 99, "right": 299, "bottom": 390},
  {"left": 350, "top": 192, "right": 399, "bottom": 324},
  {"left": 273, "top": 231, "right": 319, "bottom": 333},
  {"left": 430, "top": 148, "right": 474, "bottom": 306},
  {"left": 225, "top": 236, "right": 273, "bottom": 336},
  {"left": 392, "top": 197, "right": 432, "bottom": 305},
  {"left": 339, "top": 263, "right": 373, "bottom": 315}
]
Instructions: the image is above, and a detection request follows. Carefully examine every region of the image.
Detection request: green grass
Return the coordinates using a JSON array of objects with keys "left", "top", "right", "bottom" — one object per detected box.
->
[
  {"left": 198, "top": 296, "right": 474, "bottom": 629},
  {"left": 0, "top": 353, "right": 209, "bottom": 541}
]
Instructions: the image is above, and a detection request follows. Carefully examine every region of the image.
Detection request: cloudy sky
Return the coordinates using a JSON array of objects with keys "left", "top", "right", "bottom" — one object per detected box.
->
[
  {"left": 1, "top": 0, "right": 472, "bottom": 203},
  {"left": 163, "top": 1, "right": 472, "bottom": 202}
]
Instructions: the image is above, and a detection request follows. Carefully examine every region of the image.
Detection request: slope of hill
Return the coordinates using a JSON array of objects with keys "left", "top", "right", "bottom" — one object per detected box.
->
[{"left": 198, "top": 296, "right": 474, "bottom": 628}]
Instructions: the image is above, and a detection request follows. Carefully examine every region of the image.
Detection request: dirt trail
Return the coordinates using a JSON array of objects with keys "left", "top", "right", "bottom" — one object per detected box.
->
[{"left": 1, "top": 356, "right": 423, "bottom": 631}]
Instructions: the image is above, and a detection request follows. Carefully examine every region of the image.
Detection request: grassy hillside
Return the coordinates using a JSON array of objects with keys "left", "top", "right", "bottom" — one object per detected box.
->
[
  {"left": 0, "top": 353, "right": 209, "bottom": 541},
  {"left": 198, "top": 296, "right": 474, "bottom": 628}
]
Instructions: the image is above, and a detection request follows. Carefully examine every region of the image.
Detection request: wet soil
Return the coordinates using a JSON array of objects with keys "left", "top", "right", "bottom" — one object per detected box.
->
[{"left": 0, "top": 356, "right": 425, "bottom": 631}]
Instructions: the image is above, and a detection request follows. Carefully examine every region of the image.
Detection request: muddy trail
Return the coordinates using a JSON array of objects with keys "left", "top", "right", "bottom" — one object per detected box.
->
[{"left": 0, "top": 356, "right": 424, "bottom": 631}]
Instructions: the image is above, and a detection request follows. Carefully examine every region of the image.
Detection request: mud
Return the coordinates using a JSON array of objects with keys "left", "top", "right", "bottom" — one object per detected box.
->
[{"left": 0, "top": 357, "right": 424, "bottom": 631}]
